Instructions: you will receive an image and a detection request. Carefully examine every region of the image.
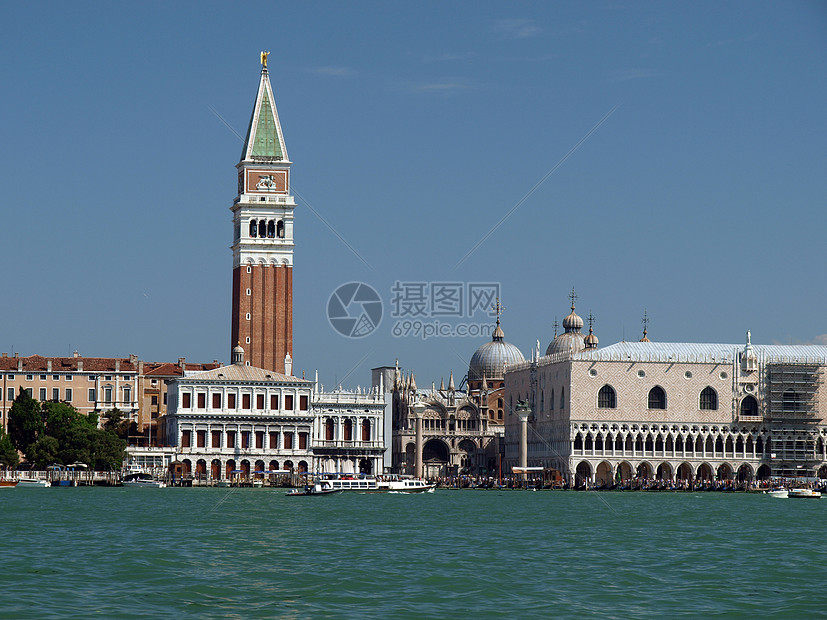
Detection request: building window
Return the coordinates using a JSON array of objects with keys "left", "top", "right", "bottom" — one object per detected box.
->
[
  {"left": 228, "top": 393, "right": 237, "bottom": 409},
  {"left": 181, "top": 430, "right": 191, "bottom": 448},
  {"left": 26, "top": 374, "right": 33, "bottom": 381},
  {"left": 242, "top": 394, "right": 251, "bottom": 410},
  {"left": 700, "top": 387, "right": 718, "bottom": 410},
  {"left": 241, "top": 432, "right": 250, "bottom": 449},
  {"left": 246, "top": 313, "right": 251, "bottom": 321},
  {"left": 52, "top": 388, "right": 59, "bottom": 401},
  {"left": 7, "top": 388, "right": 14, "bottom": 401},
  {"left": 246, "top": 288, "right": 251, "bottom": 296},
  {"left": 226, "top": 431, "right": 236, "bottom": 448},
  {"left": 40, "top": 374, "right": 47, "bottom": 381},
  {"left": 104, "top": 387, "right": 113, "bottom": 404},
  {"left": 212, "top": 393, "right": 222, "bottom": 409},
  {"left": 256, "top": 394, "right": 265, "bottom": 410},
  {"left": 783, "top": 390, "right": 801, "bottom": 412},
  {"left": 740, "top": 395, "right": 758, "bottom": 417},
  {"left": 196, "top": 430, "right": 206, "bottom": 448},
  {"left": 151, "top": 395, "right": 158, "bottom": 405},
  {"left": 64, "top": 388, "right": 72, "bottom": 402},
  {"left": 105, "top": 375, "right": 112, "bottom": 381},
  {"left": 182, "top": 393, "right": 192, "bottom": 408},
  {"left": 88, "top": 375, "right": 96, "bottom": 381},
  {"left": 299, "top": 432, "right": 308, "bottom": 450},
  {"left": 123, "top": 387, "right": 131, "bottom": 403},
  {"left": 299, "top": 395, "right": 308, "bottom": 411},
  {"left": 255, "top": 431, "right": 264, "bottom": 449},
  {"left": 65, "top": 375, "right": 72, "bottom": 381},
  {"left": 285, "top": 395, "right": 294, "bottom": 410},
  {"left": 269, "top": 432, "right": 279, "bottom": 449},
  {"left": 362, "top": 419, "right": 371, "bottom": 441},
  {"left": 88, "top": 388, "right": 96, "bottom": 402},
  {"left": 648, "top": 386, "right": 667, "bottom": 410},
  {"left": 560, "top": 387, "right": 565, "bottom": 410},
  {"left": 246, "top": 266, "right": 251, "bottom": 274},
  {"left": 284, "top": 432, "right": 293, "bottom": 449},
  {"left": 211, "top": 431, "right": 221, "bottom": 448},
  {"left": 271, "top": 394, "right": 279, "bottom": 409},
  {"left": 197, "top": 393, "right": 206, "bottom": 408},
  {"left": 245, "top": 337, "right": 250, "bottom": 344},
  {"left": 39, "top": 388, "right": 47, "bottom": 401},
  {"left": 598, "top": 385, "right": 617, "bottom": 409}
]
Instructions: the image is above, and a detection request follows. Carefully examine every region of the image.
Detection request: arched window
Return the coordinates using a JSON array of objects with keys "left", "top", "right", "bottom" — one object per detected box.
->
[
  {"left": 560, "top": 386, "right": 565, "bottom": 410},
  {"left": 648, "top": 386, "right": 666, "bottom": 410},
  {"left": 700, "top": 387, "right": 718, "bottom": 410},
  {"left": 267, "top": 220, "right": 275, "bottom": 238},
  {"left": 598, "top": 385, "right": 617, "bottom": 409},
  {"left": 550, "top": 389, "right": 554, "bottom": 411},
  {"left": 343, "top": 419, "right": 353, "bottom": 441},
  {"left": 324, "top": 418, "right": 334, "bottom": 441},
  {"left": 740, "top": 395, "right": 758, "bottom": 417},
  {"left": 277, "top": 220, "right": 285, "bottom": 238},
  {"left": 259, "top": 219, "right": 266, "bottom": 238},
  {"left": 362, "top": 419, "right": 371, "bottom": 441},
  {"left": 249, "top": 219, "right": 257, "bottom": 237}
]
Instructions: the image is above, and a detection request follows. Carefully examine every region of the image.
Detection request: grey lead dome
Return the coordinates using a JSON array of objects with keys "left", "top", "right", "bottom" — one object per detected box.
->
[{"left": 468, "top": 321, "right": 525, "bottom": 380}]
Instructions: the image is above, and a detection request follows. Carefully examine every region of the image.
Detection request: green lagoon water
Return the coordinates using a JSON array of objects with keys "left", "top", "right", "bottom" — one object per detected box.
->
[{"left": 1, "top": 487, "right": 825, "bottom": 618}]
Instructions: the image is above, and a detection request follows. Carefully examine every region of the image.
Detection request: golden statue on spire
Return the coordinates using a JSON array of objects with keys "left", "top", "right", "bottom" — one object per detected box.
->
[{"left": 260, "top": 51, "right": 270, "bottom": 68}]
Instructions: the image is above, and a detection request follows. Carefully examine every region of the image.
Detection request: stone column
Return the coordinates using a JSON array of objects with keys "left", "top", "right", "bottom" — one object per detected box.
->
[
  {"left": 412, "top": 402, "right": 425, "bottom": 479},
  {"left": 517, "top": 410, "right": 529, "bottom": 478}
]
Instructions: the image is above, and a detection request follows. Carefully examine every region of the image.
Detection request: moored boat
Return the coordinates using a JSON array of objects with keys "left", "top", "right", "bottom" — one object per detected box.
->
[
  {"left": 0, "top": 480, "right": 18, "bottom": 488},
  {"left": 122, "top": 472, "right": 166, "bottom": 488},
  {"left": 16, "top": 478, "right": 51, "bottom": 488}
]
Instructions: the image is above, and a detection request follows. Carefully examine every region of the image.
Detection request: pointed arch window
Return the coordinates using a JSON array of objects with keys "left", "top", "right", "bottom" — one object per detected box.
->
[
  {"left": 648, "top": 386, "right": 666, "bottom": 410},
  {"left": 700, "top": 387, "right": 718, "bottom": 410},
  {"left": 598, "top": 385, "right": 617, "bottom": 409},
  {"left": 740, "top": 395, "right": 758, "bottom": 417},
  {"left": 560, "top": 386, "right": 565, "bottom": 410}
]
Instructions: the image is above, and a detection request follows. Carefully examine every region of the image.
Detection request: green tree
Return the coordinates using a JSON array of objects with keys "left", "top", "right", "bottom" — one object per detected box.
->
[
  {"left": 0, "top": 428, "right": 19, "bottom": 469},
  {"left": 7, "top": 388, "right": 44, "bottom": 455},
  {"left": 44, "top": 401, "right": 95, "bottom": 443},
  {"left": 28, "top": 436, "right": 59, "bottom": 469},
  {"left": 88, "top": 429, "right": 126, "bottom": 470},
  {"left": 102, "top": 408, "right": 135, "bottom": 441}
]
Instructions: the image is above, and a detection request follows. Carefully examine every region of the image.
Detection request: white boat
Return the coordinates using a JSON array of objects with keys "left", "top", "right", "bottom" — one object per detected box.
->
[
  {"left": 383, "top": 478, "right": 435, "bottom": 493},
  {"left": 316, "top": 474, "right": 381, "bottom": 492},
  {"left": 766, "top": 489, "right": 788, "bottom": 498},
  {"left": 286, "top": 482, "right": 342, "bottom": 497},
  {"left": 789, "top": 488, "right": 821, "bottom": 499},
  {"left": 122, "top": 473, "right": 166, "bottom": 488},
  {"left": 16, "top": 478, "right": 51, "bottom": 488}
]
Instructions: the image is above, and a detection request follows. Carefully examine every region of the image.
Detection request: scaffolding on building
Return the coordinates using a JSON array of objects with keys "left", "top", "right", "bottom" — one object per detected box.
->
[{"left": 766, "top": 362, "right": 823, "bottom": 425}]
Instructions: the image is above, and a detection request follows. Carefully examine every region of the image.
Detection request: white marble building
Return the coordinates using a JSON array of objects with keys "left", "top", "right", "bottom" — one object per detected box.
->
[
  {"left": 158, "top": 347, "right": 387, "bottom": 479},
  {"left": 504, "top": 300, "right": 827, "bottom": 486}
]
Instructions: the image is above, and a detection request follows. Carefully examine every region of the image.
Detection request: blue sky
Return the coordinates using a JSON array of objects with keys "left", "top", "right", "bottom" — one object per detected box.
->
[{"left": 1, "top": 2, "right": 825, "bottom": 389}]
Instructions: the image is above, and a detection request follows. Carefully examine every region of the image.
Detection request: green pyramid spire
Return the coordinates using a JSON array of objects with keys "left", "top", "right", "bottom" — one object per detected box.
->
[{"left": 241, "top": 68, "right": 288, "bottom": 163}]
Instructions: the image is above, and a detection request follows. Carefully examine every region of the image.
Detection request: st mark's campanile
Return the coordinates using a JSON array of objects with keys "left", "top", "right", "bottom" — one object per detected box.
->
[{"left": 230, "top": 53, "right": 294, "bottom": 373}]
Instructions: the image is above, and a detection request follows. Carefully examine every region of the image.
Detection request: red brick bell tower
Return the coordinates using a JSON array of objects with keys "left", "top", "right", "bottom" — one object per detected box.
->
[{"left": 230, "top": 54, "right": 294, "bottom": 373}]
